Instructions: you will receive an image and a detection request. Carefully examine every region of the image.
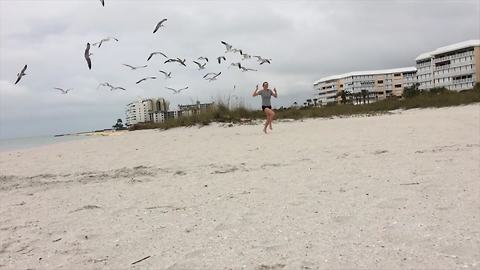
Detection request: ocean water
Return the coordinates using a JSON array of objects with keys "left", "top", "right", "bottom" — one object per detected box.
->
[{"left": 0, "top": 135, "right": 91, "bottom": 152}]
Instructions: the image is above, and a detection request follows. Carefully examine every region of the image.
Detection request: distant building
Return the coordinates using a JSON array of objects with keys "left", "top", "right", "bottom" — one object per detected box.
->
[
  {"left": 313, "top": 39, "right": 480, "bottom": 104},
  {"left": 126, "top": 99, "right": 214, "bottom": 126},
  {"left": 415, "top": 39, "right": 480, "bottom": 91},
  {"left": 313, "top": 67, "right": 417, "bottom": 104},
  {"left": 178, "top": 101, "right": 215, "bottom": 116},
  {"left": 125, "top": 98, "right": 170, "bottom": 126}
]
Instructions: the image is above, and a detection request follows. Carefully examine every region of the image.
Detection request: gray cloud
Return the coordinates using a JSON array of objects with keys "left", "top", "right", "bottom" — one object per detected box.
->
[{"left": 0, "top": 0, "right": 478, "bottom": 138}]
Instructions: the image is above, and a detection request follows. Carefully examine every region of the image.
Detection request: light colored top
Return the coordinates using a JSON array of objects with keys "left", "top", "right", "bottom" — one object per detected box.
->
[{"left": 258, "top": 89, "right": 273, "bottom": 106}]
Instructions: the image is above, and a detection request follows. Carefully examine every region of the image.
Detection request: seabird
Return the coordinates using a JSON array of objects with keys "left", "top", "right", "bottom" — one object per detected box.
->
[
  {"left": 92, "top": 37, "right": 118, "bottom": 48},
  {"left": 164, "top": 58, "right": 186, "bottom": 67},
  {"left": 14, "top": 65, "right": 27, "bottom": 84},
  {"left": 122, "top": 64, "right": 148, "bottom": 70},
  {"left": 259, "top": 58, "right": 272, "bottom": 65},
  {"left": 203, "top": 72, "right": 216, "bottom": 79},
  {"left": 159, "top": 70, "right": 172, "bottom": 79},
  {"left": 136, "top": 77, "right": 157, "bottom": 84},
  {"left": 165, "top": 86, "right": 188, "bottom": 94},
  {"left": 198, "top": 57, "right": 209, "bottom": 62},
  {"left": 97, "top": 82, "right": 113, "bottom": 90},
  {"left": 153, "top": 19, "right": 168, "bottom": 33},
  {"left": 241, "top": 67, "right": 257, "bottom": 72},
  {"left": 193, "top": 61, "right": 206, "bottom": 70},
  {"left": 84, "top": 43, "right": 92, "bottom": 70},
  {"left": 204, "top": 72, "right": 222, "bottom": 82},
  {"left": 221, "top": 41, "right": 233, "bottom": 52},
  {"left": 147, "top": 51, "right": 168, "bottom": 61},
  {"left": 54, "top": 87, "right": 72, "bottom": 94},
  {"left": 217, "top": 56, "right": 226, "bottom": 64},
  {"left": 111, "top": 86, "right": 126, "bottom": 91},
  {"left": 229, "top": 62, "right": 242, "bottom": 69},
  {"left": 99, "top": 0, "right": 104, "bottom": 7}
]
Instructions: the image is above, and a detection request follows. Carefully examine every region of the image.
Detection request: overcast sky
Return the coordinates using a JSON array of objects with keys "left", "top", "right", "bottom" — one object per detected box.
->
[{"left": 0, "top": 0, "right": 478, "bottom": 139}]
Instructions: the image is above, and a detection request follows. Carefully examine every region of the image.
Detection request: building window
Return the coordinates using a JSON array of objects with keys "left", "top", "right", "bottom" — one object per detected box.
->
[
  {"left": 394, "top": 84, "right": 402, "bottom": 88},
  {"left": 377, "top": 80, "right": 383, "bottom": 84}
]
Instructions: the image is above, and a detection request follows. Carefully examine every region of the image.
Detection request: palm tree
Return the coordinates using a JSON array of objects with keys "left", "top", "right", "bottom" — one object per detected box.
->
[{"left": 312, "top": 98, "right": 318, "bottom": 107}]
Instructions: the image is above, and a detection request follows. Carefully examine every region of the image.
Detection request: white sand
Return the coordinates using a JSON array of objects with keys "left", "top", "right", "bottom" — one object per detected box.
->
[{"left": 1, "top": 104, "right": 479, "bottom": 270}]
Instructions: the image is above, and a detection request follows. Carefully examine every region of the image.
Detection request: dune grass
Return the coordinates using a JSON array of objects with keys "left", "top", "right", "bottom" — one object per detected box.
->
[{"left": 129, "top": 86, "right": 480, "bottom": 131}]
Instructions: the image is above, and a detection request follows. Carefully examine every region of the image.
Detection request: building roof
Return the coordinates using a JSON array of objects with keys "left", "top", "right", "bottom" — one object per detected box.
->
[
  {"left": 415, "top": 39, "right": 480, "bottom": 61},
  {"left": 314, "top": 66, "right": 417, "bottom": 85}
]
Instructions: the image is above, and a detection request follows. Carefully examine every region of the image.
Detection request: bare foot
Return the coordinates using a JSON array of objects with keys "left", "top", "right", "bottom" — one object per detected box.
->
[
  {"left": 263, "top": 126, "right": 268, "bottom": 133},
  {"left": 269, "top": 124, "right": 273, "bottom": 130}
]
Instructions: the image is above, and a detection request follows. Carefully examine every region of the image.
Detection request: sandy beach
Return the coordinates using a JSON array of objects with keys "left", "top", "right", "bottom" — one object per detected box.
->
[{"left": 0, "top": 104, "right": 479, "bottom": 270}]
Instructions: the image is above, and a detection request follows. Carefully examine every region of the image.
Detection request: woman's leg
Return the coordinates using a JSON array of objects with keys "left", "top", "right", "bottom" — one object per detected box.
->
[
  {"left": 268, "top": 110, "right": 275, "bottom": 130},
  {"left": 265, "top": 108, "right": 274, "bottom": 131},
  {"left": 263, "top": 110, "right": 269, "bottom": 133}
]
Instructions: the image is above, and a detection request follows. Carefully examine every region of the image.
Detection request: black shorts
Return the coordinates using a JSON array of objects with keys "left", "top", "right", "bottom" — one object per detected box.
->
[{"left": 262, "top": 106, "right": 272, "bottom": 111}]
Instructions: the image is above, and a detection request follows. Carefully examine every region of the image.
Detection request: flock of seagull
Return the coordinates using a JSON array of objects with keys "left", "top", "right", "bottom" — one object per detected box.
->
[{"left": 14, "top": 0, "right": 273, "bottom": 98}]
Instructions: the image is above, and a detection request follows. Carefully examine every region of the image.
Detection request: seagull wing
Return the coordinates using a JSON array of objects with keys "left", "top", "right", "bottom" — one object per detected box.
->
[
  {"left": 21, "top": 65, "right": 27, "bottom": 74},
  {"left": 84, "top": 43, "right": 92, "bottom": 70},
  {"left": 203, "top": 72, "right": 215, "bottom": 78},
  {"left": 100, "top": 0, "right": 104, "bottom": 6},
  {"left": 159, "top": 70, "right": 168, "bottom": 76},
  {"left": 193, "top": 61, "right": 202, "bottom": 68},
  {"left": 153, "top": 19, "right": 167, "bottom": 33},
  {"left": 147, "top": 53, "right": 155, "bottom": 61},
  {"left": 136, "top": 78, "right": 147, "bottom": 84},
  {"left": 123, "top": 64, "right": 135, "bottom": 69}
]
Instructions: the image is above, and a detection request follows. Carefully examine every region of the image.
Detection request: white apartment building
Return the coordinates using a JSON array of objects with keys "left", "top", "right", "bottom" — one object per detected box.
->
[
  {"left": 415, "top": 39, "right": 480, "bottom": 91},
  {"left": 125, "top": 99, "right": 214, "bottom": 126},
  {"left": 313, "top": 67, "right": 417, "bottom": 104},
  {"left": 125, "top": 98, "right": 170, "bottom": 126}
]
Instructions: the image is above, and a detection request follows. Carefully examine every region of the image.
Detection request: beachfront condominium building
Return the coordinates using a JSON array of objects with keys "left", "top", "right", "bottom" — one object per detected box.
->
[
  {"left": 313, "top": 67, "right": 417, "bottom": 104},
  {"left": 178, "top": 101, "right": 215, "bottom": 116},
  {"left": 125, "top": 98, "right": 170, "bottom": 126},
  {"left": 125, "top": 99, "right": 215, "bottom": 126},
  {"left": 415, "top": 40, "right": 480, "bottom": 91}
]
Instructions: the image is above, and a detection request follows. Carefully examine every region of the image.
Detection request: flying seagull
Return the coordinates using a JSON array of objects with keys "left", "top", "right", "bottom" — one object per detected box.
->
[
  {"left": 259, "top": 58, "right": 272, "bottom": 65},
  {"left": 203, "top": 72, "right": 222, "bottom": 82},
  {"left": 164, "top": 58, "right": 186, "bottom": 67},
  {"left": 84, "top": 43, "right": 92, "bottom": 70},
  {"left": 241, "top": 67, "right": 257, "bottom": 72},
  {"left": 153, "top": 19, "right": 168, "bottom": 33},
  {"left": 111, "top": 86, "right": 126, "bottom": 91},
  {"left": 206, "top": 72, "right": 222, "bottom": 82},
  {"left": 221, "top": 41, "right": 233, "bottom": 53},
  {"left": 123, "top": 64, "right": 148, "bottom": 70},
  {"left": 97, "top": 82, "right": 113, "bottom": 90},
  {"left": 14, "top": 65, "right": 27, "bottom": 84},
  {"left": 92, "top": 37, "right": 118, "bottom": 48},
  {"left": 198, "top": 57, "right": 209, "bottom": 62},
  {"left": 99, "top": 0, "right": 104, "bottom": 7},
  {"left": 165, "top": 86, "right": 188, "bottom": 94},
  {"left": 229, "top": 62, "right": 243, "bottom": 69},
  {"left": 217, "top": 56, "right": 226, "bottom": 64},
  {"left": 193, "top": 61, "right": 207, "bottom": 70},
  {"left": 147, "top": 51, "right": 168, "bottom": 61},
  {"left": 203, "top": 72, "right": 217, "bottom": 79},
  {"left": 159, "top": 70, "right": 172, "bottom": 79},
  {"left": 136, "top": 77, "right": 157, "bottom": 84},
  {"left": 54, "top": 87, "right": 72, "bottom": 94}
]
